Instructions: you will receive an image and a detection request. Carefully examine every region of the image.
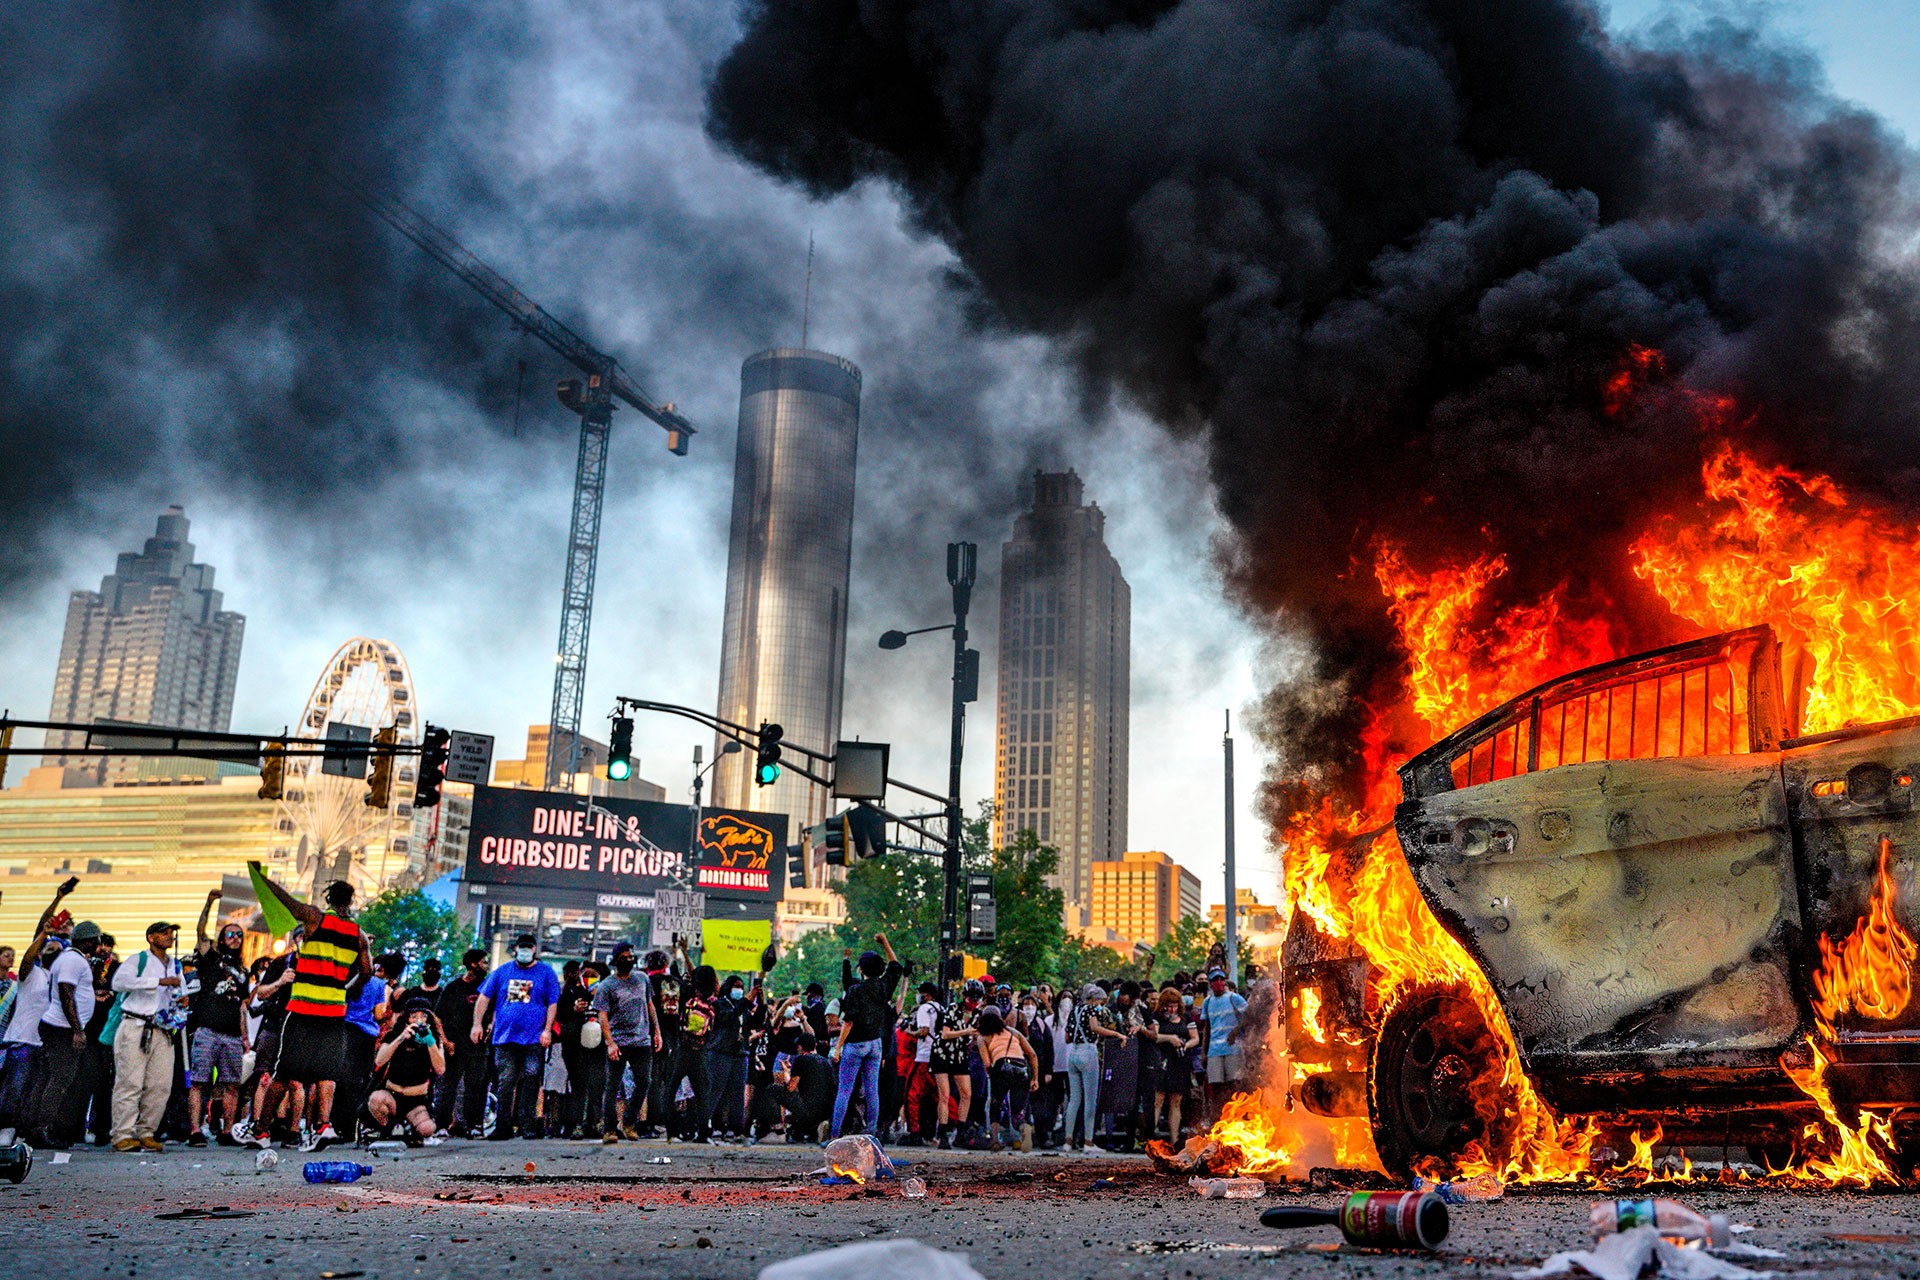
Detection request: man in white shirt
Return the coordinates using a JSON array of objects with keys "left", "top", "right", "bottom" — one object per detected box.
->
[
  {"left": 108, "top": 921, "right": 185, "bottom": 1152},
  {"left": 899, "top": 981, "right": 942, "bottom": 1146},
  {"left": 0, "top": 936, "right": 61, "bottom": 1145},
  {"left": 23, "top": 921, "right": 104, "bottom": 1147}
]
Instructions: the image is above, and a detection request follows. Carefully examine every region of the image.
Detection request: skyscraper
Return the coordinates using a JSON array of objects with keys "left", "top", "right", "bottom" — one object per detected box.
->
[
  {"left": 711, "top": 348, "right": 861, "bottom": 864},
  {"left": 994, "top": 470, "right": 1130, "bottom": 926},
  {"left": 1090, "top": 850, "right": 1204, "bottom": 945},
  {"left": 47, "top": 506, "right": 245, "bottom": 782}
]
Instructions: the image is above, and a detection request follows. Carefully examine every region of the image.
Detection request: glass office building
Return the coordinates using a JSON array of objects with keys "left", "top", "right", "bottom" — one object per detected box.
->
[{"left": 711, "top": 348, "right": 862, "bottom": 868}]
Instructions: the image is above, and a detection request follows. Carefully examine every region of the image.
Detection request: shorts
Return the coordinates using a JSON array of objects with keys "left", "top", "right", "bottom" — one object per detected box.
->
[
  {"left": 274, "top": 1013, "right": 348, "bottom": 1086},
  {"left": 190, "top": 1027, "right": 245, "bottom": 1086},
  {"left": 250, "top": 1027, "right": 280, "bottom": 1082},
  {"left": 1205, "top": 1053, "right": 1246, "bottom": 1085},
  {"left": 933, "top": 1062, "right": 972, "bottom": 1078}
]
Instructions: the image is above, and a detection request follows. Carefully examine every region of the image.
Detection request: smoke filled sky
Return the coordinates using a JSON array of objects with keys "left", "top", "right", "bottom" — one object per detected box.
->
[{"left": 2, "top": 2, "right": 1916, "bottom": 911}]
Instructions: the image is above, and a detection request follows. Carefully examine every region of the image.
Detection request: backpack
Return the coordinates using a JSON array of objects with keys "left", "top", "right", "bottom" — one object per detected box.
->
[{"left": 97, "top": 952, "right": 147, "bottom": 1046}]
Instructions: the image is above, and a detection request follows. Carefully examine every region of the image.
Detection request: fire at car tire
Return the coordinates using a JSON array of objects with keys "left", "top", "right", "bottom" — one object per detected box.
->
[{"left": 1367, "top": 984, "right": 1521, "bottom": 1181}]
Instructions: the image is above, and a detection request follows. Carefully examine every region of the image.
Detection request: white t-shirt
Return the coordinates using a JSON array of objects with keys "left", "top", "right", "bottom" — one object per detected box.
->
[
  {"left": 39, "top": 948, "right": 97, "bottom": 1030},
  {"left": 913, "top": 1001, "right": 940, "bottom": 1063},
  {"left": 1, "top": 966, "right": 52, "bottom": 1046}
]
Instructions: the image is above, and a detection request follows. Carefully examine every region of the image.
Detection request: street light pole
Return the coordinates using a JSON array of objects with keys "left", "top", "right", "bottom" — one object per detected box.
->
[{"left": 941, "top": 542, "right": 978, "bottom": 992}]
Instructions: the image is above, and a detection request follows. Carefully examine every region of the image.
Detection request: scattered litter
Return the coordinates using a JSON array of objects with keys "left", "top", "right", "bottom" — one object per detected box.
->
[
  {"left": 50, "top": 1153, "right": 69, "bottom": 1166},
  {"left": 1308, "top": 1166, "right": 1397, "bottom": 1191},
  {"left": 0, "top": 1141, "right": 31, "bottom": 1184},
  {"left": 760, "top": 1239, "right": 985, "bottom": 1280},
  {"left": 1189, "top": 1176, "right": 1266, "bottom": 1199},
  {"left": 814, "top": 1134, "right": 896, "bottom": 1184},
  {"left": 320, "top": 1271, "right": 366, "bottom": 1279},
  {"left": 1828, "top": 1233, "right": 1918, "bottom": 1245},
  {"left": 1515, "top": 1227, "right": 1774, "bottom": 1280},
  {"left": 254, "top": 1149, "right": 279, "bottom": 1172},
  {"left": 1130, "top": 1241, "right": 1292, "bottom": 1258},
  {"left": 368, "top": 1141, "right": 407, "bottom": 1159},
  {"left": 303, "top": 1162, "right": 374, "bottom": 1184},
  {"left": 900, "top": 1177, "right": 927, "bottom": 1199},
  {"left": 1262, "top": 1191, "right": 1449, "bottom": 1251},
  {"left": 1413, "top": 1171, "right": 1504, "bottom": 1203},
  {"left": 1590, "top": 1199, "right": 1729, "bottom": 1248},
  {"left": 154, "top": 1207, "right": 257, "bottom": 1220},
  {"left": 1089, "top": 1178, "right": 1118, "bottom": 1190},
  {"left": 646, "top": 1156, "right": 672, "bottom": 1165}
]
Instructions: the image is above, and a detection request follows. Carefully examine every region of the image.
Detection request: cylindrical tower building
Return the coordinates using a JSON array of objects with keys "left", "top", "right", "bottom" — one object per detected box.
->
[{"left": 711, "top": 348, "right": 862, "bottom": 858}]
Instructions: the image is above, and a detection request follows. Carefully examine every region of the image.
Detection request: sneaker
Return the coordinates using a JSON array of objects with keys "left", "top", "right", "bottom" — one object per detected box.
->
[
  {"left": 621, "top": 1125, "right": 640, "bottom": 1140},
  {"left": 631, "top": 1126, "right": 659, "bottom": 1139},
  {"left": 187, "top": 1131, "right": 209, "bottom": 1148},
  {"left": 140, "top": 1137, "right": 164, "bottom": 1152},
  {"left": 113, "top": 1138, "right": 143, "bottom": 1153},
  {"left": 602, "top": 1131, "right": 619, "bottom": 1145},
  {"left": 423, "top": 1133, "right": 446, "bottom": 1146},
  {"left": 215, "top": 1128, "right": 242, "bottom": 1147}
]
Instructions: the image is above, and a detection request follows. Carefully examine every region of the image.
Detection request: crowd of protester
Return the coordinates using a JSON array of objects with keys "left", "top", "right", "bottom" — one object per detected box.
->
[{"left": 0, "top": 871, "right": 1272, "bottom": 1155}]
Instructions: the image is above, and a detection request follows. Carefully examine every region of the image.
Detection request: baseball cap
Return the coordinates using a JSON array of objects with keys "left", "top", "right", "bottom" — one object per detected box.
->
[
  {"left": 1207, "top": 968, "right": 1227, "bottom": 980},
  {"left": 147, "top": 921, "right": 182, "bottom": 936},
  {"left": 71, "top": 921, "right": 103, "bottom": 944}
]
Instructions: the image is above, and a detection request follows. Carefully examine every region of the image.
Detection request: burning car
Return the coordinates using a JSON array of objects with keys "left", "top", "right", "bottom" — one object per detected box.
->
[{"left": 1286, "top": 623, "right": 1920, "bottom": 1177}]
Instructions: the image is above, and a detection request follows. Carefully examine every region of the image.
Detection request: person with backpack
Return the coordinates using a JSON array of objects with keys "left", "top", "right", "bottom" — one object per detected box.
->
[
  {"left": 973, "top": 1007, "right": 1040, "bottom": 1149},
  {"left": 105, "top": 921, "right": 186, "bottom": 1151},
  {"left": 828, "top": 935, "right": 903, "bottom": 1142}
]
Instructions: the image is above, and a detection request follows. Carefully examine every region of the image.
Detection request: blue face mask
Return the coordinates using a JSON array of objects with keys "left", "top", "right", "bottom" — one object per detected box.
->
[
  {"left": 515, "top": 947, "right": 535, "bottom": 965},
  {"left": 728, "top": 989, "right": 745, "bottom": 1002},
  {"left": 1182, "top": 995, "right": 1195, "bottom": 1007}
]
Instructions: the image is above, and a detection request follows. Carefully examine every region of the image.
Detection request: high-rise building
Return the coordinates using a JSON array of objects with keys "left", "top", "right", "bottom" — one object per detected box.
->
[
  {"left": 491, "top": 724, "right": 666, "bottom": 801},
  {"left": 1090, "top": 850, "right": 1203, "bottom": 945},
  {"left": 47, "top": 506, "right": 245, "bottom": 783},
  {"left": 711, "top": 348, "right": 861, "bottom": 874},
  {"left": 993, "top": 470, "right": 1130, "bottom": 926},
  {"left": 1209, "top": 889, "right": 1283, "bottom": 938}
]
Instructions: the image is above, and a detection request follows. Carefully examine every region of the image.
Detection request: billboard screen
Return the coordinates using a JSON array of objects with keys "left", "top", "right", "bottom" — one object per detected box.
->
[{"left": 464, "top": 786, "right": 787, "bottom": 904}]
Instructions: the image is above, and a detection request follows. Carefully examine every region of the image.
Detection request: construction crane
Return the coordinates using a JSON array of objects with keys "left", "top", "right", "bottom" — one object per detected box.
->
[{"left": 335, "top": 172, "right": 695, "bottom": 789}]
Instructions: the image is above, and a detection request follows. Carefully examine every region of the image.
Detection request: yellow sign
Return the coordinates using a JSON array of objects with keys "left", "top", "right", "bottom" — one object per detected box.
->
[
  {"left": 961, "top": 954, "right": 988, "bottom": 980},
  {"left": 701, "top": 917, "right": 773, "bottom": 972}
]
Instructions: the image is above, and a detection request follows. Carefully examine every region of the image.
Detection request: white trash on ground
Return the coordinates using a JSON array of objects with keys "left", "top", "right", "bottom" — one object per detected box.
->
[
  {"left": 1188, "top": 1176, "right": 1266, "bottom": 1199},
  {"left": 817, "top": 1134, "right": 896, "bottom": 1182},
  {"left": 760, "top": 1239, "right": 984, "bottom": 1280},
  {"left": 1514, "top": 1226, "right": 1777, "bottom": 1280},
  {"left": 900, "top": 1176, "right": 927, "bottom": 1198}
]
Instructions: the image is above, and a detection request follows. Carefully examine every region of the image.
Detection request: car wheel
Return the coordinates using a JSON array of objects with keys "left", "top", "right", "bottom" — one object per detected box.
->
[{"left": 1368, "top": 984, "right": 1520, "bottom": 1180}]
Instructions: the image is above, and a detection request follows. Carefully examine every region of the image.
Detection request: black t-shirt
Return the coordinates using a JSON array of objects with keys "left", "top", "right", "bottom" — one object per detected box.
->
[
  {"left": 708, "top": 995, "right": 744, "bottom": 1055},
  {"left": 397, "top": 984, "right": 442, "bottom": 1012},
  {"left": 648, "top": 971, "right": 683, "bottom": 1034},
  {"left": 841, "top": 962, "right": 905, "bottom": 1043},
  {"left": 381, "top": 1034, "right": 440, "bottom": 1091},
  {"left": 787, "top": 1052, "right": 836, "bottom": 1115},
  {"left": 436, "top": 973, "right": 485, "bottom": 1043},
  {"left": 802, "top": 998, "right": 828, "bottom": 1043},
  {"left": 192, "top": 948, "right": 250, "bottom": 1037},
  {"left": 252, "top": 957, "right": 292, "bottom": 1034},
  {"left": 558, "top": 980, "right": 594, "bottom": 1048}
]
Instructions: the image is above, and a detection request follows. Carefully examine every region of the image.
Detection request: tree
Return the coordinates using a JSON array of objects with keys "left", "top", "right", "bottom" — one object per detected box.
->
[
  {"left": 1151, "top": 915, "right": 1224, "bottom": 985},
  {"left": 1053, "top": 933, "right": 1146, "bottom": 992},
  {"left": 357, "top": 888, "right": 464, "bottom": 973},
  {"left": 982, "top": 826, "right": 1065, "bottom": 986},
  {"left": 766, "top": 925, "right": 845, "bottom": 996}
]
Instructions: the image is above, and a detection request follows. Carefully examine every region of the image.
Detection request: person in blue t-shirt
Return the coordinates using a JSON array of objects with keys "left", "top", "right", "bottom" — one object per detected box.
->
[
  {"left": 1199, "top": 969, "right": 1248, "bottom": 1125},
  {"left": 472, "top": 934, "right": 560, "bottom": 1140}
]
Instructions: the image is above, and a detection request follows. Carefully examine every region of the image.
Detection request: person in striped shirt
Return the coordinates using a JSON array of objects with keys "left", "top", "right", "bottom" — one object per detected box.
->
[{"left": 241, "top": 866, "right": 371, "bottom": 1151}]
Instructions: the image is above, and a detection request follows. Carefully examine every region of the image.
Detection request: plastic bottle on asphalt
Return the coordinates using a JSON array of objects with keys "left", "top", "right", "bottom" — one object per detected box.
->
[
  {"left": 822, "top": 1134, "right": 895, "bottom": 1181},
  {"left": 303, "top": 1161, "right": 374, "bottom": 1184},
  {"left": 1589, "top": 1198, "right": 1730, "bottom": 1247},
  {"left": 900, "top": 1176, "right": 927, "bottom": 1198},
  {"left": 368, "top": 1140, "right": 407, "bottom": 1159},
  {"left": 1189, "top": 1176, "right": 1267, "bottom": 1199},
  {"left": 254, "top": 1149, "right": 280, "bottom": 1172}
]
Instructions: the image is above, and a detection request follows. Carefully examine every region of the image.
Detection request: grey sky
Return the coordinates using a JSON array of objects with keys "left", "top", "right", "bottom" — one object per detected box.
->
[{"left": 1, "top": 0, "right": 1910, "bottom": 915}]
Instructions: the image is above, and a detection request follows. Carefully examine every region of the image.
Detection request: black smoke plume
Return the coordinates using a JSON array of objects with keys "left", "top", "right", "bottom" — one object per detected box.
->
[{"left": 706, "top": 0, "right": 1920, "bottom": 801}]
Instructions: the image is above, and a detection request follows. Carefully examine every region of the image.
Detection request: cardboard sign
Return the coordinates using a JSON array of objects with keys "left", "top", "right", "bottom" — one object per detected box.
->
[{"left": 650, "top": 889, "right": 705, "bottom": 946}]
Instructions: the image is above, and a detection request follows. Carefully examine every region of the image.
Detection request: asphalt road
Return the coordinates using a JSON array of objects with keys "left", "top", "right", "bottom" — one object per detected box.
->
[{"left": 4, "top": 1138, "right": 1919, "bottom": 1279}]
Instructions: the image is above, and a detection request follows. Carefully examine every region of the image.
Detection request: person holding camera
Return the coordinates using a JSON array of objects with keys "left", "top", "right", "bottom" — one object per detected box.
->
[{"left": 364, "top": 998, "right": 446, "bottom": 1144}]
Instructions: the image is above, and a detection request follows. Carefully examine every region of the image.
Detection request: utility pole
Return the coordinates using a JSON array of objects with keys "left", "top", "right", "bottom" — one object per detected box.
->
[
  {"left": 941, "top": 542, "right": 979, "bottom": 993},
  {"left": 1224, "top": 709, "right": 1238, "bottom": 984}
]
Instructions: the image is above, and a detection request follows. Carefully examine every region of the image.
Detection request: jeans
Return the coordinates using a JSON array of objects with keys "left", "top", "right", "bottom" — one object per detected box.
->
[
  {"left": 28, "top": 1022, "right": 86, "bottom": 1139},
  {"left": 601, "top": 1044, "right": 651, "bottom": 1132},
  {"left": 1064, "top": 1043, "right": 1100, "bottom": 1146},
  {"left": 437, "top": 1041, "right": 490, "bottom": 1133},
  {"left": 706, "top": 1049, "right": 746, "bottom": 1137},
  {"left": 672, "top": 1038, "right": 712, "bottom": 1138},
  {"left": 490, "top": 1044, "right": 543, "bottom": 1137},
  {"left": 831, "top": 1038, "right": 884, "bottom": 1140},
  {"left": 561, "top": 1042, "right": 607, "bottom": 1135},
  {"left": 646, "top": 1030, "right": 681, "bottom": 1133}
]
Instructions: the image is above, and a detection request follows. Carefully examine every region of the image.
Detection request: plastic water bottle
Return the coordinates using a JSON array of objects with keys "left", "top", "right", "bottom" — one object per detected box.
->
[
  {"left": 1589, "top": 1198, "right": 1729, "bottom": 1247},
  {"left": 303, "top": 1161, "right": 374, "bottom": 1184},
  {"left": 899, "top": 1176, "right": 927, "bottom": 1199},
  {"left": 1189, "top": 1175, "right": 1267, "bottom": 1199},
  {"left": 254, "top": 1149, "right": 280, "bottom": 1172}
]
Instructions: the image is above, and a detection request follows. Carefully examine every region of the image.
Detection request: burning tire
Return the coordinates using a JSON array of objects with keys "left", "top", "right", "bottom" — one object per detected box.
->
[{"left": 1367, "top": 984, "right": 1520, "bottom": 1180}]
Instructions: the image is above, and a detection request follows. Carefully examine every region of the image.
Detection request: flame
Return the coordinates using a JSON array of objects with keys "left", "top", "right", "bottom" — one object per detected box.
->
[
  {"left": 1296, "top": 986, "right": 1326, "bottom": 1046},
  {"left": 1207, "top": 1093, "right": 1301, "bottom": 1177},
  {"left": 1811, "top": 838, "right": 1917, "bottom": 1034},
  {"left": 1626, "top": 1123, "right": 1662, "bottom": 1177}
]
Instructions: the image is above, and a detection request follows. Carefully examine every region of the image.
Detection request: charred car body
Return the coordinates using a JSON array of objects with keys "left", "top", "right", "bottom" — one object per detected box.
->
[{"left": 1285, "top": 625, "right": 1920, "bottom": 1175}]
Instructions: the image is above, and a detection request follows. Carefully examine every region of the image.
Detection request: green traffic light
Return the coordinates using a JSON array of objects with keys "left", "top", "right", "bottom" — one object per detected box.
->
[
  {"left": 608, "top": 757, "right": 632, "bottom": 782},
  {"left": 756, "top": 762, "right": 780, "bottom": 786}
]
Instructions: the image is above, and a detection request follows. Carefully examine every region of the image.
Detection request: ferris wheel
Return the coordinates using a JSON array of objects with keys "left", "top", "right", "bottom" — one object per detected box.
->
[{"left": 274, "top": 637, "right": 422, "bottom": 903}]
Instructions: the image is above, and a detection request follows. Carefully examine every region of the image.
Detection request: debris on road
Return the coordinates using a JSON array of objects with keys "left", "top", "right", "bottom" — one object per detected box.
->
[
  {"left": 0, "top": 1140, "right": 32, "bottom": 1184},
  {"left": 254, "top": 1149, "right": 279, "bottom": 1172},
  {"left": 819, "top": 1134, "right": 894, "bottom": 1184},
  {"left": 1516, "top": 1227, "right": 1776, "bottom": 1280},
  {"left": 1261, "top": 1190, "right": 1450, "bottom": 1251},
  {"left": 304, "top": 1162, "right": 375, "bottom": 1184},
  {"left": 153, "top": 1207, "right": 256, "bottom": 1220},
  {"left": 1413, "top": 1171, "right": 1505, "bottom": 1203},
  {"left": 901, "top": 1176, "right": 927, "bottom": 1198},
  {"left": 760, "top": 1239, "right": 986, "bottom": 1280},
  {"left": 1590, "top": 1198, "right": 1730, "bottom": 1247},
  {"left": 1189, "top": 1175, "right": 1266, "bottom": 1199}
]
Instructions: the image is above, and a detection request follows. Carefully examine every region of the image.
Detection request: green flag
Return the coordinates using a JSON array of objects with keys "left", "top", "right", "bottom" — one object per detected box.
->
[{"left": 249, "top": 862, "right": 300, "bottom": 937}]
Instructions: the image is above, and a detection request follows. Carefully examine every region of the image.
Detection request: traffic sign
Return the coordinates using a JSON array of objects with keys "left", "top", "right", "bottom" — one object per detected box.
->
[{"left": 445, "top": 730, "right": 495, "bottom": 786}]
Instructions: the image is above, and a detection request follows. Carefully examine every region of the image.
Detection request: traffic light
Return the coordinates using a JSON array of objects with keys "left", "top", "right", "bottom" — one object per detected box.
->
[
  {"left": 415, "top": 725, "right": 451, "bottom": 807},
  {"left": 607, "top": 714, "right": 634, "bottom": 782},
  {"left": 786, "top": 843, "right": 808, "bottom": 891},
  {"left": 259, "top": 742, "right": 287, "bottom": 801},
  {"left": 820, "top": 816, "right": 848, "bottom": 866},
  {"left": 365, "top": 726, "right": 398, "bottom": 808},
  {"left": 755, "top": 722, "right": 784, "bottom": 786},
  {"left": 847, "top": 803, "right": 886, "bottom": 864}
]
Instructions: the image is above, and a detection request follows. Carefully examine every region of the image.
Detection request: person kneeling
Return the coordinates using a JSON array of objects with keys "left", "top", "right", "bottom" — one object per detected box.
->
[{"left": 364, "top": 998, "right": 446, "bottom": 1146}]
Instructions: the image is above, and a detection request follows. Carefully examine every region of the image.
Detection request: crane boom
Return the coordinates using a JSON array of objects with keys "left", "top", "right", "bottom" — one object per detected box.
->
[{"left": 334, "top": 171, "right": 694, "bottom": 788}]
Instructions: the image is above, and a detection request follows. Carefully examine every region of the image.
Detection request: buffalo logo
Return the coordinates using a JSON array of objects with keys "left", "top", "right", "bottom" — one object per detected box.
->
[{"left": 698, "top": 814, "right": 773, "bottom": 870}]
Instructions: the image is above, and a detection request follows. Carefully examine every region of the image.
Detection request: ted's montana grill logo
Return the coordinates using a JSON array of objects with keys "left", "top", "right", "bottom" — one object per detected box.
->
[{"left": 696, "top": 814, "right": 772, "bottom": 892}]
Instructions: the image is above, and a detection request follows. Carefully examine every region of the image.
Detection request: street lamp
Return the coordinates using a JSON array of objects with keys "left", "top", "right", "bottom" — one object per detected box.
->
[{"left": 878, "top": 541, "right": 978, "bottom": 990}]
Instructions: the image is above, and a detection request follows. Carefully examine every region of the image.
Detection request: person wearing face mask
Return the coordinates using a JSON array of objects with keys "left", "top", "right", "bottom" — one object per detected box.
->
[
  {"left": 432, "top": 949, "right": 491, "bottom": 1137},
  {"left": 1200, "top": 968, "right": 1249, "bottom": 1126},
  {"left": 592, "top": 942, "right": 661, "bottom": 1143},
  {"left": 25, "top": 918, "right": 105, "bottom": 1149},
  {"left": 365, "top": 998, "right": 447, "bottom": 1144},
  {"left": 706, "top": 975, "right": 751, "bottom": 1142},
  {"left": 185, "top": 889, "right": 251, "bottom": 1147},
  {"left": 472, "top": 933, "right": 559, "bottom": 1140},
  {"left": 1018, "top": 993, "right": 1058, "bottom": 1148}
]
